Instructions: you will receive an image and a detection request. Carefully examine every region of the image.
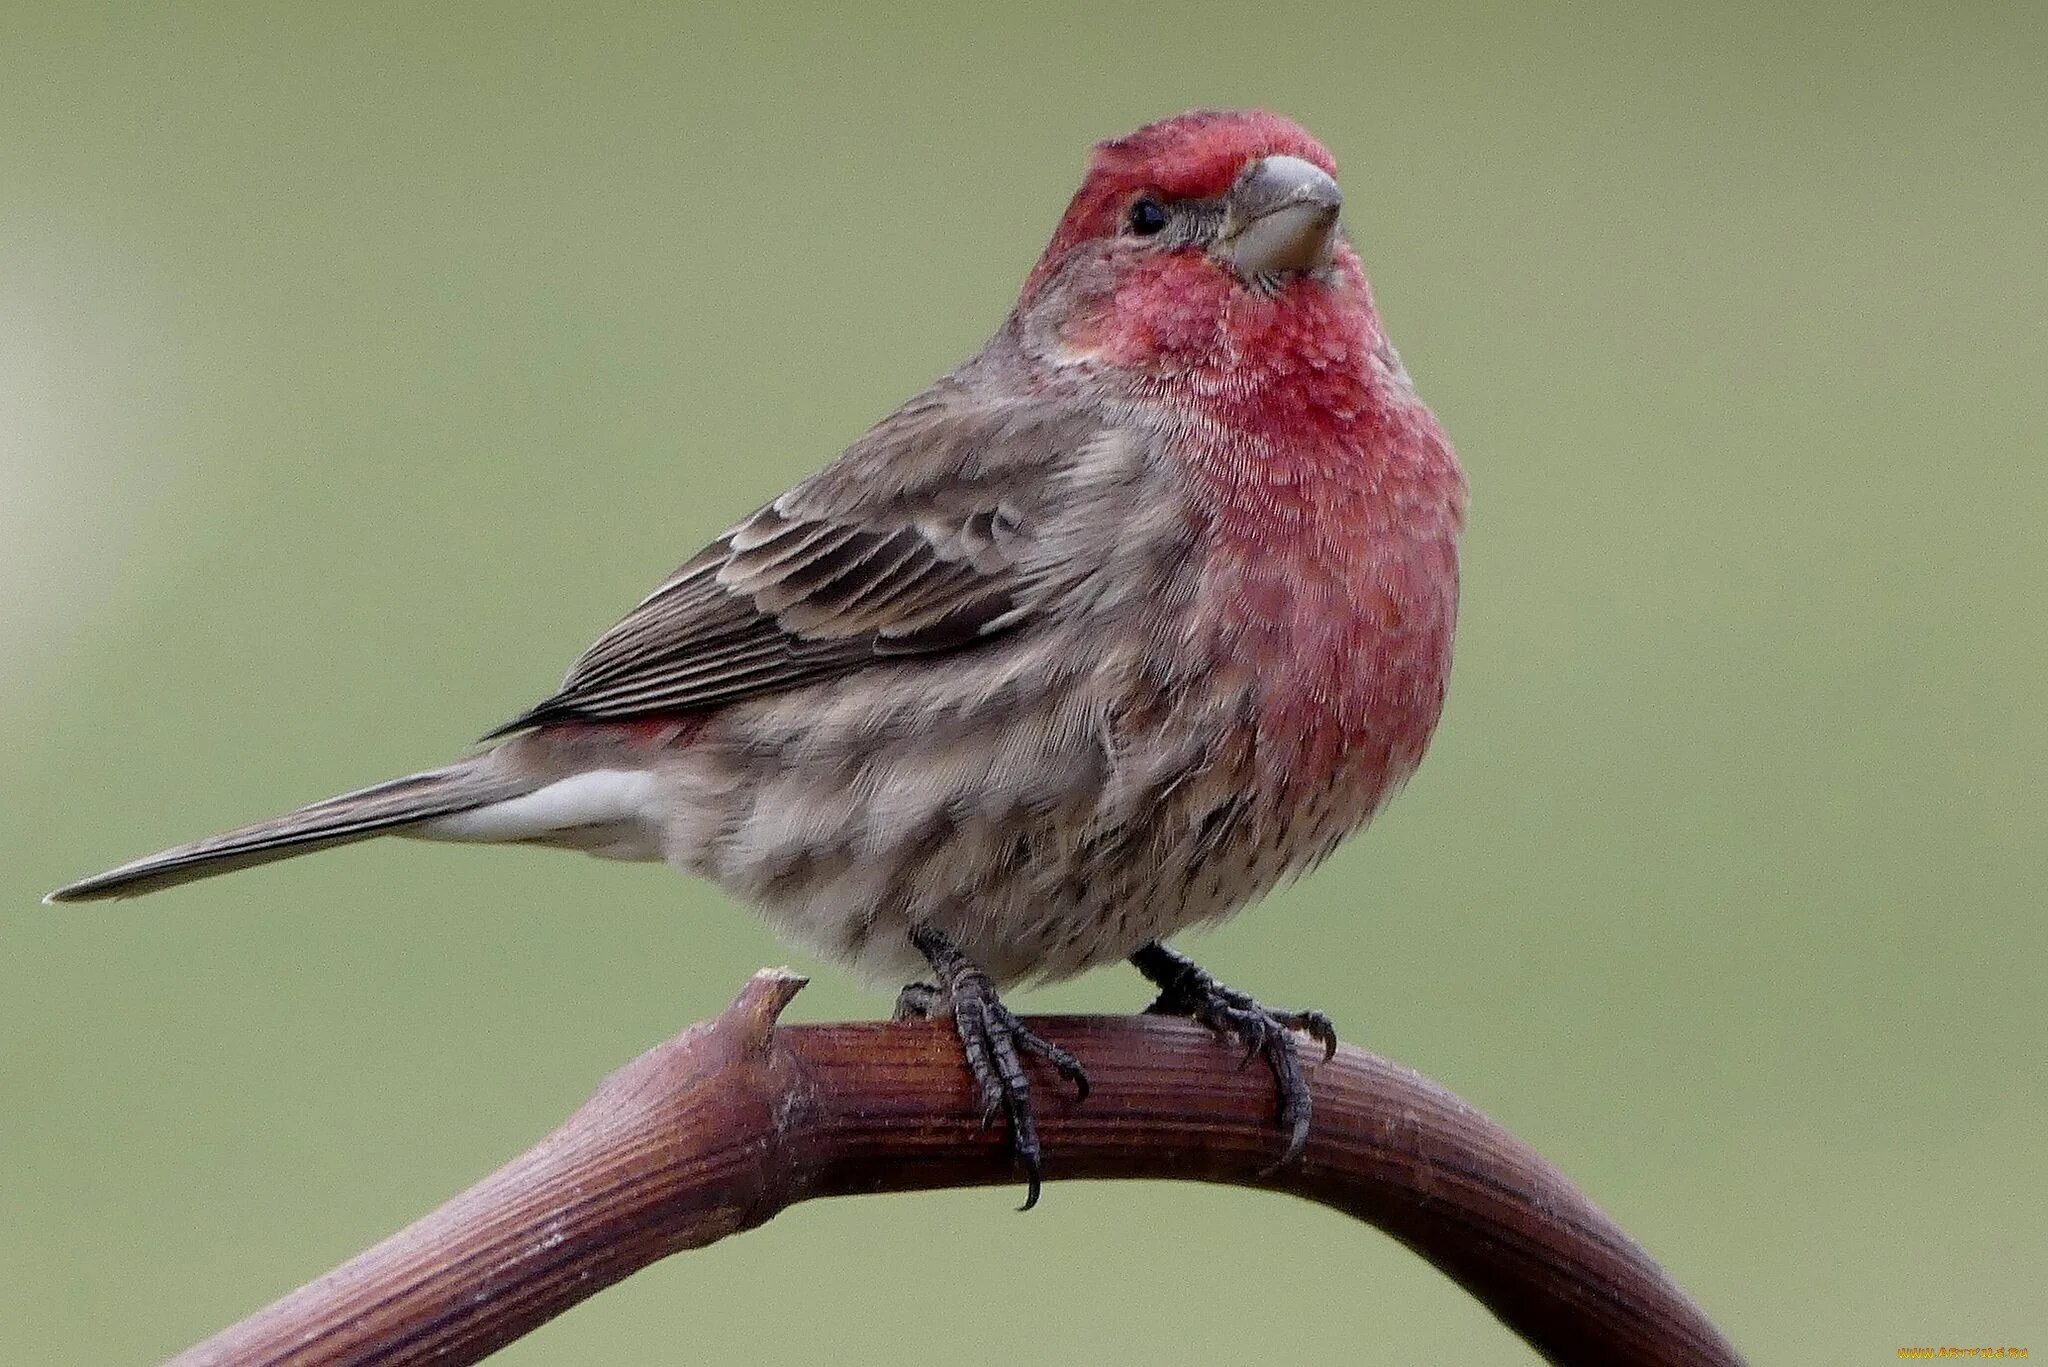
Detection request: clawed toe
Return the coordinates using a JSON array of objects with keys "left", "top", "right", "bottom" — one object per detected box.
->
[
  {"left": 1131, "top": 941, "right": 1336, "bottom": 1168},
  {"left": 905, "top": 924, "right": 1091, "bottom": 1210},
  {"left": 892, "top": 981, "right": 940, "bottom": 1021},
  {"left": 1275, "top": 1006, "right": 1339, "bottom": 1062},
  {"left": 951, "top": 992, "right": 1090, "bottom": 1208}
]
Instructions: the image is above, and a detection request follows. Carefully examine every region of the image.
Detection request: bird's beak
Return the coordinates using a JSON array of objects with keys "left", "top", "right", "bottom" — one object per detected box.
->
[{"left": 1220, "top": 154, "right": 1344, "bottom": 279}]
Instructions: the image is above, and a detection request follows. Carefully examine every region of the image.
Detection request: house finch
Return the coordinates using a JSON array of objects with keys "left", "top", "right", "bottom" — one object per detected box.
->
[{"left": 50, "top": 110, "right": 1466, "bottom": 1207}]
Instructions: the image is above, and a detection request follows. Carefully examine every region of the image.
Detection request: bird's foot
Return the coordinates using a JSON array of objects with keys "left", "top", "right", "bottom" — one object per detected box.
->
[
  {"left": 1130, "top": 941, "right": 1336, "bottom": 1168},
  {"left": 890, "top": 981, "right": 941, "bottom": 1021},
  {"left": 903, "top": 924, "right": 1090, "bottom": 1210}
]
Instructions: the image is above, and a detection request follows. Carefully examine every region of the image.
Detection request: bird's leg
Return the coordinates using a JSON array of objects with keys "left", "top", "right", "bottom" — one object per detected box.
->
[
  {"left": 1129, "top": 941, "right": 1337, "bottom": 1167},
  {"left": 902, "top": 922, "right": 1090, "bottom": 1210}
]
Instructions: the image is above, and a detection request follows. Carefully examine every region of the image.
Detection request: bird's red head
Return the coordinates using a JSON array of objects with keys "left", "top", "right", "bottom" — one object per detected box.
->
[
  {"left": 1032, "top": 110, "right": 1340, "bottom": 275},
  {"left": 1018, "top": 111, "right": 1389, "bottom": 432}
]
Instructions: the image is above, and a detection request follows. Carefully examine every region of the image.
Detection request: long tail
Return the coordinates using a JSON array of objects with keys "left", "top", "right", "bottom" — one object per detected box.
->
[{"left": 45, "top": 761, "right": 542, "bottom": 903}]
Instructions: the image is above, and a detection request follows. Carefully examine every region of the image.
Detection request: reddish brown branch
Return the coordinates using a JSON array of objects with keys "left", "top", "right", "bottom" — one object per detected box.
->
[{"left": 165, "top": 969, "right": 1742, "bottom": 1366}]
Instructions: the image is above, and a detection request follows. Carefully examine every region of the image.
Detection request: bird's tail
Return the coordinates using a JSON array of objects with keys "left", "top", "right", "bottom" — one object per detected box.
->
[{"left": 45, "top": 760, "right": 542, "bottom": 903}]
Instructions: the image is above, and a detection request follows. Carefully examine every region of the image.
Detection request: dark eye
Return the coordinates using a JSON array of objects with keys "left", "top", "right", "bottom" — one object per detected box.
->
[{"left": 1125, "top": 197, "right": 1168, "bottom": 236}]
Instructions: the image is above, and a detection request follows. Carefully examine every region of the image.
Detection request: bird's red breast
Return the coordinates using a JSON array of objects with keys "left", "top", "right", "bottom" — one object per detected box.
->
[{"left": 1094, "top": 236, "right": 1466, "bottom": 808}]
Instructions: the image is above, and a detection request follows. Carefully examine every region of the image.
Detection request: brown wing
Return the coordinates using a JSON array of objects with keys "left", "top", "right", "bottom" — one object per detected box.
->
[{"left": 484, "top": 383, "right": 1117, "bottom": 736}]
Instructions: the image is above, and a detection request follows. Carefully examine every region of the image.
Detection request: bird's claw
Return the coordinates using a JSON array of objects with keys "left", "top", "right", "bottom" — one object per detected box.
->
[
  {"left": 1134, "top": 944, "right": 1335, "bottom": 1169},
  {"left": 891, "top": 981, "right": 941, "bottom": 1021},
  {"left": 904, "top": 926, "right": 1090, "bottom": 1210}
]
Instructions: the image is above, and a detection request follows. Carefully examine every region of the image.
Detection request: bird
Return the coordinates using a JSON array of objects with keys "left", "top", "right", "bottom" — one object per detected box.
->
[{"left": 49, "top": 109, "right": 1467, "bottom": 1208}]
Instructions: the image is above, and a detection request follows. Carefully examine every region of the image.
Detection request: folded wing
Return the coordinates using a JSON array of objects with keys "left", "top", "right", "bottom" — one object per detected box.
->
[{"left": 488, "top": 382, "right": 1139, "bottom": 735}]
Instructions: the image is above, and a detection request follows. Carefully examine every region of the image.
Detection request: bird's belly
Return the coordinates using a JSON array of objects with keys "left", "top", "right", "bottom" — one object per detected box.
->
[
  {"left": 681, "top": 787, "right": 1334, "bottom": 989},
  {"left": 646, "top": 641, "right": 1394, "bottom": 988}
]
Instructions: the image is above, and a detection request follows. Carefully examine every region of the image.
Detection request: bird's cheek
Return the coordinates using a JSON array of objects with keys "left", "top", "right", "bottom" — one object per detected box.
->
[{"left": 1055, "top": 305, "right": 1149, "bottom": 369}]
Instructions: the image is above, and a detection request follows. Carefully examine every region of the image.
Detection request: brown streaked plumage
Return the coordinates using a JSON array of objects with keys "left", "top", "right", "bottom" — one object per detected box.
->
[{"left": 49, "top": 111, "right": 1466, "bottom": 1204}]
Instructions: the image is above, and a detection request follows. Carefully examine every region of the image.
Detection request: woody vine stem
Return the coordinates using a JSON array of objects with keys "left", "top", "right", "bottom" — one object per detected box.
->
[{"left": 165, "top": 969, "right": 1742, "bottom": 1367}]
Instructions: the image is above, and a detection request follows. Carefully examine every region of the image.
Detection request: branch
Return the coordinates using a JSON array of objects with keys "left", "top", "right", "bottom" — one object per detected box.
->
[{"left": 165, "top": 969, "right": 1742, "bottom": 1367}]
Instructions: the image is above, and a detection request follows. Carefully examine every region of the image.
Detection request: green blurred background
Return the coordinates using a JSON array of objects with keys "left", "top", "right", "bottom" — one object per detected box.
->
[{"left": 4, "top": 2, "right": 2042, "bottom": 1362}]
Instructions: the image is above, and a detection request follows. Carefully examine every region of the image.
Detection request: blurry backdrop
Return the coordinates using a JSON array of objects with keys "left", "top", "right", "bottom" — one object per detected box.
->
[{"left": 3, "top": 2, "right": 2043, "bottom": 1362}]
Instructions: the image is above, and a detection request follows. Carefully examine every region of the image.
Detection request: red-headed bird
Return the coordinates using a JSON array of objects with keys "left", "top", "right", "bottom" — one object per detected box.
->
[{"left": 51, "top": 110, "right": 1467, "bottom": 1207}]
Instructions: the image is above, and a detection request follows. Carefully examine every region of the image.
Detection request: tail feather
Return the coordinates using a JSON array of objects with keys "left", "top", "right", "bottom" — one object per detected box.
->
[{"left": 45, "top": 762, "right": 539, "bottom": 903}]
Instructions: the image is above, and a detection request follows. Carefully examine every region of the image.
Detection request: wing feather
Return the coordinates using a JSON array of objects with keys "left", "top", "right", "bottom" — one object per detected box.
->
[{"left": 485, "top": 385, "right": 1130, "bottom": 737}]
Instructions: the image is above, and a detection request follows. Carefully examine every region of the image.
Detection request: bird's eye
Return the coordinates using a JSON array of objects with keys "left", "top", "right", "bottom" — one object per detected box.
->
[{"left": 1125, "top": 197, "right": 1168, "bottom": 236}]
